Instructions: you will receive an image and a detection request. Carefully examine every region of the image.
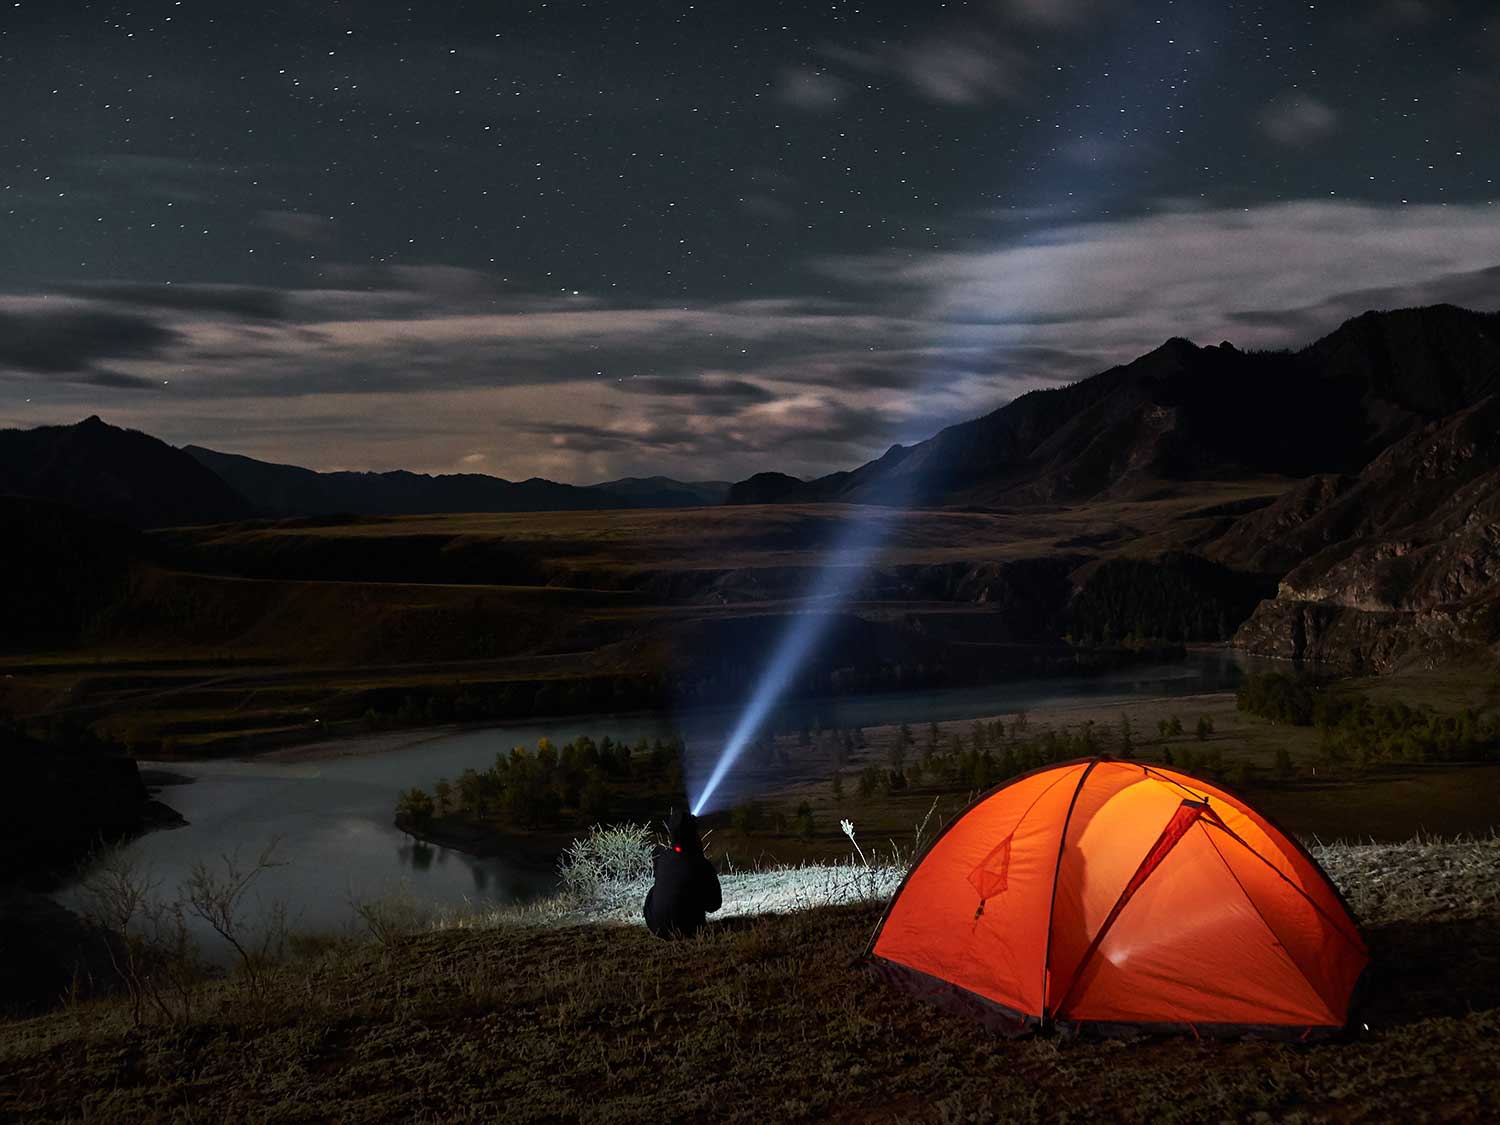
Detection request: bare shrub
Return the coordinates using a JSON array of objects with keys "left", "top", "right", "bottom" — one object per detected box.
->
[
  {"left": 75, "top": 848, "right": 203, "bottom": 1026},
  {"left": 182, "top": 839, "right": 289, "bottom": 997},
  {"left": 351, "top": 884, "right": 437, "bottom": 945},
  {"left": 557, "top": 822, "right": 654, "bottom": 900}
]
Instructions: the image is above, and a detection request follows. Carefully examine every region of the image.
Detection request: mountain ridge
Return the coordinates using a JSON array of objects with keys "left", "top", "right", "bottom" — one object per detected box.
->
[
  {"left": 0, "top": 416, "right": 253, "bottom": 528},
  {"left": 727, "top": 304, "right": 1500, "bottom": 509}
]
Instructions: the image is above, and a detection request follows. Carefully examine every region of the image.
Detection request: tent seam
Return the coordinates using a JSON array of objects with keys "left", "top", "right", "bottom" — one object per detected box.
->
[
  {"left": 1050, "top": 799, "right": 1207, "bottom": 1020},
  {"left": 1039, "top": 757, "right": 1100, "bottom": 1022},
  {"left": 1143, "top": 763, "right": 1368, "bottom": 954},
  {"left": 1200, "top": 817, "right": 1366, "bottom": 956},
  {"left": 1199, "top": 821, "right": 1340, "bottom": 1025}
]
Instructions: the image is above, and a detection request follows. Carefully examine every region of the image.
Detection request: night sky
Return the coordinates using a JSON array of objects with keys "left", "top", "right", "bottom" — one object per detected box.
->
[{"left": 4, "top": 0, "right": 1499, "bottom": 482}]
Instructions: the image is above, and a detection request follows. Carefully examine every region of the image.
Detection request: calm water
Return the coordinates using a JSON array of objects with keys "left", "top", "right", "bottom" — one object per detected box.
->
[{"left": 57, "top": 650, "right": 1261, "bottom": 954}]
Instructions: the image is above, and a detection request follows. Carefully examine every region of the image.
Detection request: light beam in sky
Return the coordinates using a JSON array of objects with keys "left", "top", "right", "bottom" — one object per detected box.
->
[{"left": 689, "top": 10, "right": 1226, "bottom": 816}]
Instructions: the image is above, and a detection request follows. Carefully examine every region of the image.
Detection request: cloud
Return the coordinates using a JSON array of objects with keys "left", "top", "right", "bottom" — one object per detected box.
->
[
  {"left": 895, "top": 35, "right": 1021, "bottom": 105},
  {"left": 0, "top": 303, "right": 177, "bottom": 377},
  {"left": 1226, "top": 265, "right": 1500, "bottom": 339},
  {"left": 77, "top": 154, "right": 252, "bottom": 204},
  {"left": 80, "top": 368, "right": 160, "bottom": 389},
  {"left": 817, "top": 31, "right": 1025, "bottom": 107},
  {"left": 11, "top": 201, "right": 1500, "bottom": 482},
  {"left": 615, "top": 374, "right": 777, "bottom": 403},
  {"left": 1258, "top": 94, "right": 1339, "bottom": 146},
  {"left": 1058, "top": 136, "right": 1131, "bottom": 168},
  {"left": 815, "top": 200, "right": 1500, "bottom": 360},
  {"left": 255, "top": 210, "right": 335, "bottom": 243},
  {"left": 739, "top": 194, "right": 796, "bottom": 222},
  {"left": 998, "top": 0, "right": 1114, "bottom": 28},
  {"left": 775, "top": 68, "right": 848, "bottom": 111},
  {"left": 63, "top": 282, "right": 290, "bottom": 321},
  {"left": 526, "top": 394, "right": 892, "bottom": 467}
]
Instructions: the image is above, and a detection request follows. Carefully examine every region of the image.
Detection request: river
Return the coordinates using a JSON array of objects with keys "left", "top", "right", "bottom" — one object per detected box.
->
[{"left": 57, "top": 649, "right": 1262, "bottom": 953}]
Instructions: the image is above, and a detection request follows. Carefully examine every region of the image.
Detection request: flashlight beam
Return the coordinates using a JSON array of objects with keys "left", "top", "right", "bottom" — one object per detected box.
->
[{"left": 691, "top": 510, "right": 892, "bottom": 815}]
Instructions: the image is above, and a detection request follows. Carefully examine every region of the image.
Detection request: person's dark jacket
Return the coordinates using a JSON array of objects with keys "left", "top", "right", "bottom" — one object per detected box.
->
[{"left": 643, "top": 810, "right": 721, "bottom": 939}]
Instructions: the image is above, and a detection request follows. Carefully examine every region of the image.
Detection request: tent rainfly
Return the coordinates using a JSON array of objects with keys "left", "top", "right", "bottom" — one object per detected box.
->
[{"left": 865, "top": 757, "right": 1369, "bottom": 1038}]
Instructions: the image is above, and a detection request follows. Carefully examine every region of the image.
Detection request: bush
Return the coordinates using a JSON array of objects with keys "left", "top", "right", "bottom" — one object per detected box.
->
[
  {"left": 731, "top": 802, "right": 765, "bottom": 833},
  {"left": 396, "top": 788, "right": 435, "bottom": 831},
  {"left": 793, "top": 801, "right": 815, "bottom": 840},
  {"left": 557, "top": 823, "right": 654, "bottom": 899}
]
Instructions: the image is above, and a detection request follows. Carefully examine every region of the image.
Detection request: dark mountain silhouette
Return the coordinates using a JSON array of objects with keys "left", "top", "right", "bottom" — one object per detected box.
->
[
  {"left": 185, "top": 447, "right": 729, "bottom": 517},
  {"left": 724, "top": 472, "right": 807, "bottom": 505},
  {"left": 1307, "top": 304, "right": 1500, "bottom": 419},
  {"left": 728, "top": 305, "right": 1500, "bottom": 508},
  {"left": 184, "top": 445, "right": 628, "bottom": 517},
  {"left": 586, "top": 476, "right": 731, "bottom": 508},
  {"left": 0, "top": 416, "right": 253, "bottom": 528}
]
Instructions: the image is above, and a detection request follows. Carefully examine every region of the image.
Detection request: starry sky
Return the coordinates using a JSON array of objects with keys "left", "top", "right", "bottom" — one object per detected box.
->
[{"left": 3, "top": 0, "right": 1499, "bottom": 483}]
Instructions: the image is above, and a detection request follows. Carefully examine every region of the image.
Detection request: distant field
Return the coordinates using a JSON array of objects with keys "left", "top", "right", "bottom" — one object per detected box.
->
[
  {"left": 8, "top": 484, "right": 1292, "bottom": 754},
  {"left": 150, "top": 482, "right": 1290, "bottom": 583}
]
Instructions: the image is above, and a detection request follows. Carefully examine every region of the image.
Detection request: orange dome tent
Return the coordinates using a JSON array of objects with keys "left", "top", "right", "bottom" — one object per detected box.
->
[{"left": 866, "top": 757, "right": 1368, "bottom": 1038}]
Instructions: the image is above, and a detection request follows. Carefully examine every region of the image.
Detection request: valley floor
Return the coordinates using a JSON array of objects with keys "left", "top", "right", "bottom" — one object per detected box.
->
[{"left": 3, "top": 839, "right": 1497, "bottom": 1123}]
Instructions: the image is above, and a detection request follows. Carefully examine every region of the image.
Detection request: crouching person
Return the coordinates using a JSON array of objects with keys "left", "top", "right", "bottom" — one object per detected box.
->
[{"left": 643, "top": 810, "right": 721, "bottom": 939}]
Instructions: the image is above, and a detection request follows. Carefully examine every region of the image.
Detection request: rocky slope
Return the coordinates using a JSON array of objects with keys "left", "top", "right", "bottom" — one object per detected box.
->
[{"left": 1229, "top": 395, "right": 1500, "bottom": 670}]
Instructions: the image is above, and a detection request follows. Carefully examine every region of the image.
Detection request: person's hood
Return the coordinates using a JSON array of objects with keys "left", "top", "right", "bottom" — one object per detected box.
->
[{"left": 666, "top": 809, "right": 703, "bottom": 854}]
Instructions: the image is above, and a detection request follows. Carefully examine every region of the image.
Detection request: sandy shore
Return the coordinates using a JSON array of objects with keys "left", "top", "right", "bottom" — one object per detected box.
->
[{"left": 261, "top": 724, "right": 470, "bottom": 762}]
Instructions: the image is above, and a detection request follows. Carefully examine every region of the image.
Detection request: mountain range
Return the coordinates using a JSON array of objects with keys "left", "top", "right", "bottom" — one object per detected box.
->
[
  {"left": 0, "top": 420, "right": 729, "bottom": 527},
  {"left": 3, "top": 302, "right": 1498, "bottom": 673},
  {"left": 184, "top": 445, "right": 730, "bottom": 519},
  {"left": 726, "top": 305, "right": 1500, "bottom": 508}
]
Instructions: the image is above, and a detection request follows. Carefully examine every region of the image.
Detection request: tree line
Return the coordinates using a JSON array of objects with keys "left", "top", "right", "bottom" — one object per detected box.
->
[
  {"left": 396, "top": 733, "right": 686, "bottom": 835},
  {"left": 1237, "top": 671, "right": 1500, "bottom": 767}
]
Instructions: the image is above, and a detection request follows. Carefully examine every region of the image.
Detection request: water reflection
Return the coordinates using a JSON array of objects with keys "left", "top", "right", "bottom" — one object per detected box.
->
[{"left": 400, "top": 841, "right": 436, "bottom": 871}]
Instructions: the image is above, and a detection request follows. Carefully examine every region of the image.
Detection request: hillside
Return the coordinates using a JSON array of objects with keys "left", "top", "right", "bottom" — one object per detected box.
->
[
  {"left": 2, "top": 839, "right": 1497, "bottom": 1121},
  {"left": 732, "top": 305, "right": 1500, "bottom": 508},
  {"left": 1227, "top": 394, "right": 1500, "bottom": 670},
  {"left": 0, "top": 417, "right": 251, "bottom": 528},
  {"left": 0, "top": 723, "right": 182, "bottom": 891},
  {"left": 713, "top": 305, "right": 1500, "bottom": 670},
  {"left": 4, "top": 302, "right": 1499, "bottom": 752},
  {"left": 2, "top": 490, "right": 1270, "bottom": 754},
  {"left": 587, "top": 475, "right": 730, "bottom": 508},
  {"left": 0, "top": 498, "right": 145, "bottom": 651}
]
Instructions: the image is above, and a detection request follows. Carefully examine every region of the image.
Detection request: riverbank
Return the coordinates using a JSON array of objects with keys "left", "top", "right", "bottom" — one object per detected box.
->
[{"left": 382, "top": 676, "right": 1500, "bottom": 874}]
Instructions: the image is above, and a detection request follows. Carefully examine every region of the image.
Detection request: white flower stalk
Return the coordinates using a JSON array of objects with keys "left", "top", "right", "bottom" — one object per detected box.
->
[{"left": 841, "top": 818, "right": 870, "bottom": 869}]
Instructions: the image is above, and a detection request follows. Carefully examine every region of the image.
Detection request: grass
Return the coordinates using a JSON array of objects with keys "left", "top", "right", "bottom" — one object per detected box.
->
[{"left": 3, "top": 873, "right": 1497, "bottom": 1123}]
